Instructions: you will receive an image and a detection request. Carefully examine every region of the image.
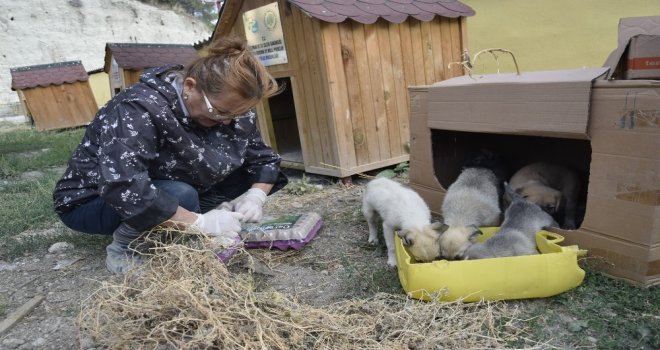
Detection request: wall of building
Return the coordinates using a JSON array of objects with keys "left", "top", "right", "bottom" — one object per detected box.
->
[
  {"left": 88, "top": 72, "right": 111, "bottom": 108},
  {"left": 460, "top": 0, "right": 660, "bottom": 73}
]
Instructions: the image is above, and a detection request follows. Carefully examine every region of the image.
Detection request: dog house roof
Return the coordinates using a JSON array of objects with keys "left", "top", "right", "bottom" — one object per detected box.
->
[
  {"left": 288, "top": 0, "right": 475, "bottom": 24},
  {"left": 104, "top": 43, "right": 200, "bottom": 73},
  {"left": 10, "top": 61, "right": 89, "bottom": 90}
]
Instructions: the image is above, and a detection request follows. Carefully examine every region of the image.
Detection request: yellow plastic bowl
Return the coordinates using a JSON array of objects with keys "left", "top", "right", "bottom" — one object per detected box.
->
[{"left": 395, "top": 228, "right": 587, "bottom": 302}]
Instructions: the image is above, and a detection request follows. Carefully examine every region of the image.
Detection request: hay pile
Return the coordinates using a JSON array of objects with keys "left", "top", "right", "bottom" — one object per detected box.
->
[{"left": 78, "top": 239, "right": 527, "bottom": 349}]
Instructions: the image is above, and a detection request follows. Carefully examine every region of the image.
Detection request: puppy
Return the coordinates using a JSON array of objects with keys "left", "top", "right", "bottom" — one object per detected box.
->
[
  {"left": 362, "top": 177, "right": 444, "bottom": 267},
  {"left": 465, "top": 183, "right": 559, "bottom": 259},
  {"left": 508, "top": 162, "right": 581, "bottom": 229},
  {"left": 439, "top": 167, "right": 502, "bottom": 260}
]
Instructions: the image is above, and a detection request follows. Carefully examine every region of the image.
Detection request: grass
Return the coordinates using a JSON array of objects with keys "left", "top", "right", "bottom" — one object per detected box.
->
[
  {"left": 500, "top": 263, "right": 660, "bottom": 349},
  {"left": 0, "top": 124, "right": 100, "bottom": 260},
  {"left": 0, "top": 126, "right": 84, "bottom": 178}
]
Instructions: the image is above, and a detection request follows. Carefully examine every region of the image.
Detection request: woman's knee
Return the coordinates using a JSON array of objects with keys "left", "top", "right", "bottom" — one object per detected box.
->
[{"left": 153, "top": 180, "right": 200, "bottom": 212}]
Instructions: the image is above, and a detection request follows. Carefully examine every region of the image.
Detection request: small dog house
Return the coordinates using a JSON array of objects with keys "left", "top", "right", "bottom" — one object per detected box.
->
[
  {"left": 213, "top": 0, "right": 474, "bottom": 178},
  {"left": 104, "top": 43, "right": 200, "bottom": 97},
  {"left": 408, "top": 68, "right": 660, "bottom": 287},
  {"left": 10, "top": 61, "right": 98, "bottom": 131}
]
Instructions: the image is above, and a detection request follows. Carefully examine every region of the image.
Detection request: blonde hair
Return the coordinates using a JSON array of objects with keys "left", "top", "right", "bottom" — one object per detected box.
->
[{"left": 184, "top": 37, "right": 280, "bottom": 102}]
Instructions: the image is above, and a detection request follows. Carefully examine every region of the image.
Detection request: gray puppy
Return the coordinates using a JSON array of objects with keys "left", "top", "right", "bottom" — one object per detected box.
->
[
  {"left": 465, "top": 184, "right": 559, "bottom": 260},
  {"left": 438, "top": 167, "right": 502, "bottom": 260}
]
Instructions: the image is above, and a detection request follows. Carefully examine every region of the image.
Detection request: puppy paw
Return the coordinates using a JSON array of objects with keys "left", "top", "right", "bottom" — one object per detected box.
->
[
  {"left": 368, "top": 236, "right": 379, "bottom": 245},
  {"left": 387, "top": 256, "right": 397, "bottom": 267}
]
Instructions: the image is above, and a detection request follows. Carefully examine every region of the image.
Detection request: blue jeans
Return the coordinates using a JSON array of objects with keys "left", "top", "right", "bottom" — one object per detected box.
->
[{"left": 59, "top": 175, "right": 251, "bottom": 235}]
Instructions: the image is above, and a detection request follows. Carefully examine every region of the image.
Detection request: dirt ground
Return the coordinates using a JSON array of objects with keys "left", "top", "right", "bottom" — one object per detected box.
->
[{"left": 0, "top": 171, "right": 410, "bottom": 349}]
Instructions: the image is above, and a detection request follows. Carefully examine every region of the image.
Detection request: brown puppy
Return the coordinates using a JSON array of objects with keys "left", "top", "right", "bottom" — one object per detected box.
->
[{"left": 508, "top": 162, "right": 580, "bottom": 229}]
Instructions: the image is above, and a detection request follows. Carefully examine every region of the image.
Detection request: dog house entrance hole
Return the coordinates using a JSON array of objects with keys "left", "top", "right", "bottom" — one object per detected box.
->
[
  {"left": 430, "top": 129, "right": 592, "bottom": 229},
  {"left": 267, "top": 77, "right": 302, "bottom": 165}
]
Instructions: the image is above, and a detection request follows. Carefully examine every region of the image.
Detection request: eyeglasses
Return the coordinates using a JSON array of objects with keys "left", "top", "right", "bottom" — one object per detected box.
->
[{"left": 201, "top": 89, "right": 239, "bottom": 121}]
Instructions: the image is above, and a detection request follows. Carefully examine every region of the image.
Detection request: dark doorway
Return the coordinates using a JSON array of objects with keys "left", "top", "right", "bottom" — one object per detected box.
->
[{"left": 268, "top": 77, "right": 302, "bottom": 164}]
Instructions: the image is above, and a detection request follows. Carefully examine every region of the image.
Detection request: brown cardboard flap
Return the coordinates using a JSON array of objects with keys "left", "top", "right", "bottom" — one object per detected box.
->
[{"left": 425, "top": 68, "right": 609, "bottom": 139}]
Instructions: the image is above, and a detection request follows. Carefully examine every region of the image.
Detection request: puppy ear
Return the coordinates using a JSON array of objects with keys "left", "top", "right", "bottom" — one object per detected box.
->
[
  {"left": 397, "top": 230, "right": 413, "bottom": 246},
  {"left": 468, "top": 227, "right": 482, "bottom": 242},
  {"left": 431, "top": 221, "right": 449, "bottom": 233},
  {"left": 554, "top": 193, "right": 562, "bottom": 213}
]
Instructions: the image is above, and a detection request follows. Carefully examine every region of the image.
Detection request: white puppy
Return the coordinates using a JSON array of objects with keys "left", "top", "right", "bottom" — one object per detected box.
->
[
  {"left": 362, "top": 177, "right": 444, "bottom": 267},
  {"left": 465, "top": 184, "right": 559, "bottom": 259},
  {"left": 439, "top": 168, "right": 502, "bottom": 260}
]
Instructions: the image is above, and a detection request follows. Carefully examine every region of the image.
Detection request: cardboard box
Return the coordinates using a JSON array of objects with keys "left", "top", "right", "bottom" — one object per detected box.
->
[
  {"left": 408, "top": 68, "right": 660, "bottom": 287},
  {"left": 626, "top": 35, "right": 660, "bottom": 79},
  {"left": 604, "top": 16, "right": 660, "bottom": 80}
]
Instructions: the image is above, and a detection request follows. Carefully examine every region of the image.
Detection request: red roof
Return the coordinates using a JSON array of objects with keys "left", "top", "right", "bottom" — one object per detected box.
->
[
  {"left": 10, "top": 61, "right": 89, "bottom": 90},
  {"left": 104, "top": 43, "right": 200, "bottom": 72},
  {"left": 288, "top": 0, "right": 475, "bottom": 24}
]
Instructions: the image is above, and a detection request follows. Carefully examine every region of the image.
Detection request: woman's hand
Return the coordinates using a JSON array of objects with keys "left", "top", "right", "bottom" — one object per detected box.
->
[
  {"left": 233, "top": 188, "right": 267, "bottom": 222},
  {"left": 193, "top": 209, "right": 243, "bottom": 237}
]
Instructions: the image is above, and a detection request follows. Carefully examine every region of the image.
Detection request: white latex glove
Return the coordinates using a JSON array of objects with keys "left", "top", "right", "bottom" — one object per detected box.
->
[
  {"left": 192, "top": 209, "right": 243, "bottom": 238},
  {"left": 233, "top": 188, "right": 267, "bottom": 223}
]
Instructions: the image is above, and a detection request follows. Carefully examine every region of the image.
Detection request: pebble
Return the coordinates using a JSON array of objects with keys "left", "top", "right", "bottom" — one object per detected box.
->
[
  {"left": 31, "top": 337, "right": 47, "bottom": 347},
  {"left": 48, "top": 242, "right": 74, "bottom": 254},
  {"left": 1, "top": 338, "right": 25, "bottom": 349},
  {"left": 0, "top": 262, "right": 18, "bottom": 271}
]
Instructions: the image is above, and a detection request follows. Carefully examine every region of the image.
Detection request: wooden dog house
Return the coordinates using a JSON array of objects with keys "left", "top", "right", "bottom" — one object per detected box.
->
[
  {"left": 213, "top": 0, "right": 474, "bottom": 178},
  {"left": 10, "top": 61, "right": 98, "bottom": 131},
  {"left": 104, "top": 43, "right": 200, "bottom": 97}
]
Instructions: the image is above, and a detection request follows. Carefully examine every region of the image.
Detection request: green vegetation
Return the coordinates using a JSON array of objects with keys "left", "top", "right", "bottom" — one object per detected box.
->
[
  {"left": 376, "top": 162, "right": 409, "bottom": 179},
  {"left": 0, "top": 127, "right": 84, "bottom": 178},
  {"left": 0, "top": 126, "right": 97, "bottom": 260},
  {"left": 501, "top": 264, "right": 660, "bottom": 349},
  {"left": 284, "top": 174, "right": 320, "bottom": 196}
]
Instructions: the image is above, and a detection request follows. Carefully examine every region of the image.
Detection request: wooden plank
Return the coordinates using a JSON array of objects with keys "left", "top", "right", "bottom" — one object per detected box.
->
[
  {"left": 0, "top": 295, "right": 45, "bottom": 336},
  {"left": 213, "top": 0, "right": 245, "bottom": 37},
  {"left": 431, "top": 18, "right": 446, "bottom": 83},
  {"left": 322, "top": 23, "right": 357, "bottom": 169},
  {"left": 65, "top": 83, "right": 95, "bottom": 126},
  {"left": 409, "top": 19, "right": 426, "bottom": 86},
  {"left": 30, "top": 88, "right": 61, "bottom": 130},
  {"left": 399, "top": 19, "right": 416, "bottom": 94},
  {"left": 59, "top": 84, "right": 83, "bottom": 126},
  {"left": 364, "top": 21, "right": 390, "bottom": 161},
  {"left": 448, "top": 17, "right": 464, "bottom": 78},
  {"left": 420, "top": 20, "right": 436, "bottom": 85},
  {"left": 351, "top": 22, "right": 381, "bottom": 164},
  {"left": 313, "top": 20, "right": 339, "bottom": 169},
  {"left": 439, "top": 17, "right": 454, "bottom": 81},
  {"left": 376, "top": 20, "right": 401, "bottom": 158},
  {"left": 388, "top": 22, "right": 410, "bottom": 156},
  {"left": 294, "top": 8, "right": 324, "bottom": 169},
  {"left": 338, "top": 22, "right": 370, "bottom": 166}
]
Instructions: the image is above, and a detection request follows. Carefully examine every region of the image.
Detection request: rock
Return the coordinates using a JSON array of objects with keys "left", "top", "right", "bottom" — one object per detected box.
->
[
  {"left": 0, "top": 262, "right": 18, "bottom": 271},
  {"left": 53, "top": 257, "right": 82, "bottom": 270},
  {"left": 48, "top": 242, "right": 74, "bottom": 254},
  {"left": 31, "top": 337, "right": 47, "bottom": 347},
  {"left": 1, "top": 338, "right": 25, "bottom": 349}
]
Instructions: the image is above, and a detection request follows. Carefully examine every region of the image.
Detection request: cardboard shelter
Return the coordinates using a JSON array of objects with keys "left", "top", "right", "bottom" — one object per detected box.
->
[
  {"left": 213, "top": 0, "right": 474, "bottom": 178},
  {"left": 408, "top": 67, "right": 660, "bottom": 287}
]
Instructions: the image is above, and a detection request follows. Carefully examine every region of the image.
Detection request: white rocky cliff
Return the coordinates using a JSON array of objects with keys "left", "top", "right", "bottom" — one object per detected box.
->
[{"left": 0, "top": 0, "right": 213, "bottom": 115}]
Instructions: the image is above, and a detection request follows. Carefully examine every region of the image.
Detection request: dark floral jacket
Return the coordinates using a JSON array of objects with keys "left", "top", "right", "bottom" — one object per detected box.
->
[{"left": 53, "top": 65, "right": 285, "bottom": 230}]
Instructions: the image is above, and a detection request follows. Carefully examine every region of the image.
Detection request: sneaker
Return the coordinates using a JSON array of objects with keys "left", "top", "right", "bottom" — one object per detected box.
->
[{"left": 106, "top": 241, "right": 144, "bottom": 274}]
